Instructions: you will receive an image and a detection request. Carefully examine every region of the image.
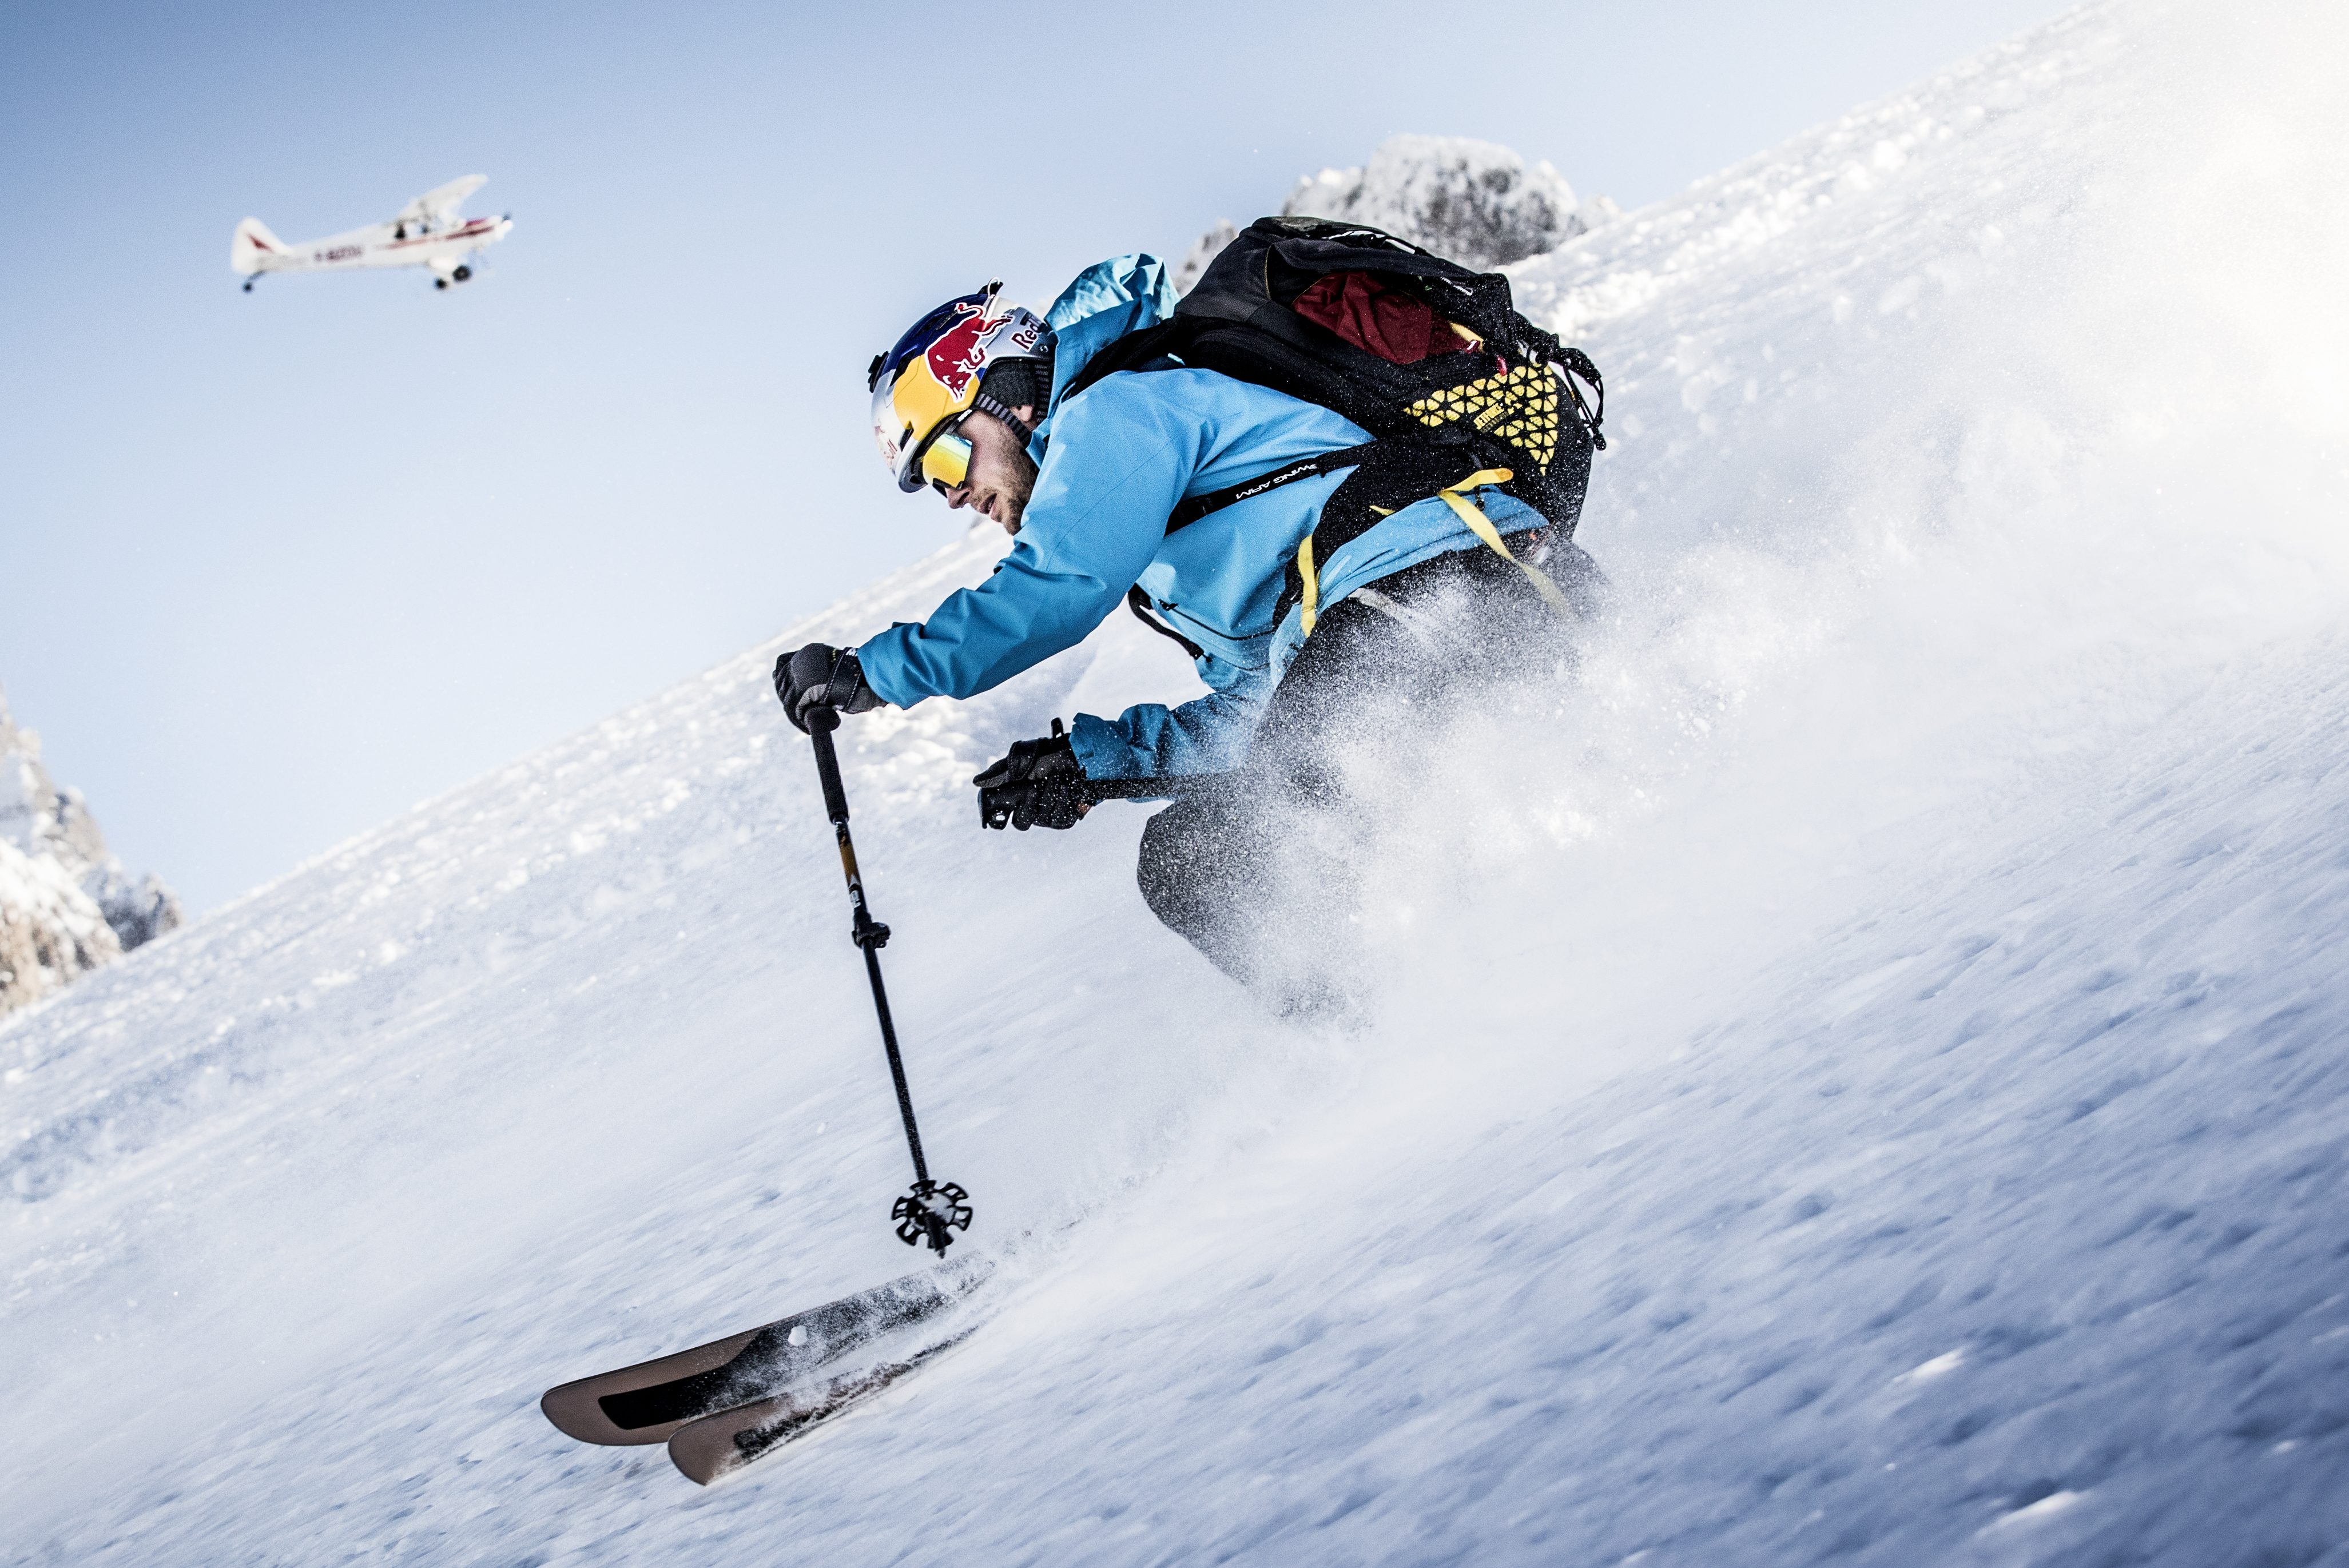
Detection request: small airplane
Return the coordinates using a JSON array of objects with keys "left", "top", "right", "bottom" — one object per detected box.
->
[{"left": 232, "top": 175, "right": 512, "bottom": 292}]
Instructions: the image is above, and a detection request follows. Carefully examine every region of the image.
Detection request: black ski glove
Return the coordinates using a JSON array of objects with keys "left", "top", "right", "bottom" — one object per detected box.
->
[
  {"left": 973, "top": 721, "right": 1089, "bottom": 831},
  {"left": 773, "top": 643, "right": 881, "bottom": 733}
]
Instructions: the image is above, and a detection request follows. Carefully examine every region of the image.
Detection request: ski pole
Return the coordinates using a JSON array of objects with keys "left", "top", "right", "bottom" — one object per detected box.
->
[
  {"left": 1078, "top": 771, "right": 1238, "bottom": 805},
  {"left": 804, "top": 704, "right": 971, "bottom": 1255}
]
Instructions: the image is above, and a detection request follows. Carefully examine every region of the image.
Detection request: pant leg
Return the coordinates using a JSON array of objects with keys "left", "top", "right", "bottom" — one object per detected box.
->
[
  {"left": 1134, "top": 791, "right": 1266, "bottom": 984},
  {"left": 1129, "top": 584, "right": 1431, "bottom": 1001},
  {"left": 1131, "top": 535, "right": 1597, "bottom": 999}
]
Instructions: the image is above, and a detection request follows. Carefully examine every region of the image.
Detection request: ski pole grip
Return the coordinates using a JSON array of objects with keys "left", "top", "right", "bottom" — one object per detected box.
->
[{"left": 805, "top": 707, "right": 852, "bottom": 825}]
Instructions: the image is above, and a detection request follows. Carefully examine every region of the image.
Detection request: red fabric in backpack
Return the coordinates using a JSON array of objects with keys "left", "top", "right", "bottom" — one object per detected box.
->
[{"left": 1291, "top": 272, "right": 1471, "bottom": 365}]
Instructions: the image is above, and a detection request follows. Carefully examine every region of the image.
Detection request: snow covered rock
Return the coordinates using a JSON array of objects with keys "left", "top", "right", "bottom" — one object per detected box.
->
[
  {"left": 1285, "top": 134, "right": 1587, "bottom": 269},
  {"left": 0, "top": 684, "right": 180, "bottom": 1014},
  {"left": 1572, "top": 192, "right": 1624, "bottom": 233},
  {"left": 0, "top": 837, "right": 120, "bottom": 1016},
  {"left": 1175, "top": 134, "right": 1612, "bottom": 292}
]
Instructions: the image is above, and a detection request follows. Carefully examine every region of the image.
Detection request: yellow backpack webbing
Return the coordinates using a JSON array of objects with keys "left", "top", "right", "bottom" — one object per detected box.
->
[{"left": 1296, "top": 467, "right": 1577, "bottom": 635}]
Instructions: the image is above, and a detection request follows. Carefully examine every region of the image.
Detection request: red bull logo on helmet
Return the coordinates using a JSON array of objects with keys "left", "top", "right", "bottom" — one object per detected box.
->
[
  {"left": 925, "top": 304, "right": 1048, "bottom": 404},
  {"left": 926, "top": 304, "right": 993, "bottom": 402}
]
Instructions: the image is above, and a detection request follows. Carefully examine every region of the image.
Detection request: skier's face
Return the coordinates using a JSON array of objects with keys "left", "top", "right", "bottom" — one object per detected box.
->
[{"left": 936, "top": 405, "right": 1038, "bottom": 535}]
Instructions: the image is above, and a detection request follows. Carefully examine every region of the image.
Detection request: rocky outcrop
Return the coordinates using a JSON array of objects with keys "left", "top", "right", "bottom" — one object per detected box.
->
[
  {"left": 1284, "top": 135, "right": 1588, "bottom": 269},
  {"left": 1175, "top": 134, "right": 1619, "bottom": 292},
  {"left": 0, "top": 838, "right": 121, "bottom": 1016},
  {"left": 0, "top": 684, "right": 181, "bottom": 1016}
]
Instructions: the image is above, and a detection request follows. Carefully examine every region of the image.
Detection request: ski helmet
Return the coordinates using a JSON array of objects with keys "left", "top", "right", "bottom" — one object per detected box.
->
[{"left": 868, "top": 282, "right": 1054, "bottom": 494}]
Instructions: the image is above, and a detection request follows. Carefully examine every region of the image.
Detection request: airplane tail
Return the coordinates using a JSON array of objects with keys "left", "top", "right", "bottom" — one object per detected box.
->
[{"left": 232, "top": 217, "right": 286, "bottom": 274}]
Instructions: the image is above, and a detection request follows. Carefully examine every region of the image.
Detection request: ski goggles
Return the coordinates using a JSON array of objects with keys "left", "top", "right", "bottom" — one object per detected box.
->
[{"left": 913, "top": 417, "right": 975, "bottom": 495}]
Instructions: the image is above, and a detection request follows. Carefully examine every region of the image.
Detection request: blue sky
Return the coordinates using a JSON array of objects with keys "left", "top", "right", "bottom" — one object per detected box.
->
[{"left": 0, "top": 0, "right": 2073, "bottom": 910}]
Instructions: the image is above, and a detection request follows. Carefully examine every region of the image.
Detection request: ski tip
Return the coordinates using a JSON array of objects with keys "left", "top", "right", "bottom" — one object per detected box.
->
[
  {"left": 667, "top": 1389, "right": 813, "bottom": 1485},
  {"left": 667, "top": 1418, "right": 741, "bottom": 1486},
  {"left": 540, "top": 1382, "right": 631, "bottom": 1446}
]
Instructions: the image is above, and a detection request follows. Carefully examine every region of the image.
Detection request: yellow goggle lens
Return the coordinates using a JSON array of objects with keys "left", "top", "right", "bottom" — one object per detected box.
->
[{"left": 919, "top": 428, "right": 973, "bottom": 492}]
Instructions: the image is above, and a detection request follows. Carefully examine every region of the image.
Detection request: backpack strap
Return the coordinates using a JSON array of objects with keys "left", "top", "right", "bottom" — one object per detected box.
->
[
  {"left": 1119, "top": 437, "right": 1380, "bottom": 663},
  {"left": 1057, "top": 317, "right": 1201, "bottom": 408},
  {"left": 1163, "top": 441, "right": 1382, "bottom": 534},
  {"left": 1120, "top": 437, "right": 1574, "bottom": 656},
  {"left": 1292, "top": 467, "right": 1578, "bottom": 636},
  {"left": 1430, "top": 470, "right": 1581, "bottom": 622},
  {"left": 1552, "top": 345, "right": 1607, "bottom": 451},
  {"left": 1124, "top": 585, "right": 1205, "bottom": 660}
]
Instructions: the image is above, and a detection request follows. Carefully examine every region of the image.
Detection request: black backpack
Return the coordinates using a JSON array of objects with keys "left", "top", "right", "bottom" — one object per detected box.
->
[{"left": 1059, "top": 214, "right": 1605, "bottom": 647}]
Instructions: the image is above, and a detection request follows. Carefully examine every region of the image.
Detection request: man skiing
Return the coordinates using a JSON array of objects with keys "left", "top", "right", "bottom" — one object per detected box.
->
[{"left": 775, "top": 229, "right": 1603, "bottom": 1005}]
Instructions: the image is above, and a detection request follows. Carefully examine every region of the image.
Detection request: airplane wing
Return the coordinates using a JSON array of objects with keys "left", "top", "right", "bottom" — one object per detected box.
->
[{"left": 395, "top": 174, "right": 488, "bottom": 227}]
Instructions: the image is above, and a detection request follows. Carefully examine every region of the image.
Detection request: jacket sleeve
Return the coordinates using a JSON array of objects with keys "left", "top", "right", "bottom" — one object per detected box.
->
[
  {"left": 1067, "top": 656, "right": 1274, "bottom": 781},
  {"left": 854, "top": 381, "right": 1202, "bottom": 709}
]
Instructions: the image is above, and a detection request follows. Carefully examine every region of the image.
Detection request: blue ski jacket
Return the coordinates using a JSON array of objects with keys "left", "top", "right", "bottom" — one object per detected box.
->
[{"left": 853, "top": 254, "right": 1543, "bottom": 782}]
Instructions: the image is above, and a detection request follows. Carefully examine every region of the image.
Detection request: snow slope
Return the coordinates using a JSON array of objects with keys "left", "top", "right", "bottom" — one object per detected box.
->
[{"left": 8, "top": 0, "right": 2349, "bottom": 1561}]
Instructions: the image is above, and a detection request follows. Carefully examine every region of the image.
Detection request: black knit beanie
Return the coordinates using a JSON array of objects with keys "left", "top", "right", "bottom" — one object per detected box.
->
[{"left": 975, "top": 355, "right": 1053, "bottom": 435}]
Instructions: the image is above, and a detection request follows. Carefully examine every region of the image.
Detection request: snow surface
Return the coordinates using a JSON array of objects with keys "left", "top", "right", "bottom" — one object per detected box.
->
[{"left": 9, "top": 0, "right": 2349, "bottom": 1561}]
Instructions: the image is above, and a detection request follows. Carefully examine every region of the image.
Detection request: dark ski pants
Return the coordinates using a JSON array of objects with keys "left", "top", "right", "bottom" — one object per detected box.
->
[{"left": 1134, "top": 538, "right": 1600, "bottom": 1005}]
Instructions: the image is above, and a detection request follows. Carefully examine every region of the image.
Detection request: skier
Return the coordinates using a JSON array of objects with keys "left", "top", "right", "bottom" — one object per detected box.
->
[{"left": 774, "top": 230, "right": 1603, "bottom": 1006}]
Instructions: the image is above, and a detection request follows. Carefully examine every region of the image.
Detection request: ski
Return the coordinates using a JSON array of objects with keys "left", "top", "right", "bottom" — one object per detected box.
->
[
  {"left": 540, "top": 1258, "right": 991, "bottom": 1451},
  {"left": 666, "top": 1324, "right": 980, "bottom": 1483}
]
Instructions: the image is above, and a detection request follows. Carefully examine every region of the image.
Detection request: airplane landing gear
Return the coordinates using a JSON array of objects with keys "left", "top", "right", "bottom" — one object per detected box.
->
[
  {"left": 242, "top": 278, "right": 256, "bottom": 293},
  {"left": 435, "top": 278, "right": 448, "bottom": 289},
  {"left": 452, "top": 265, "right": 471, "bottom": 282}
]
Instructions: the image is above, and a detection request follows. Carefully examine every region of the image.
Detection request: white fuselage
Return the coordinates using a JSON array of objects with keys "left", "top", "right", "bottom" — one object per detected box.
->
[{"left": 236, "top": 213, "right": 512, "bottom": 284}]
